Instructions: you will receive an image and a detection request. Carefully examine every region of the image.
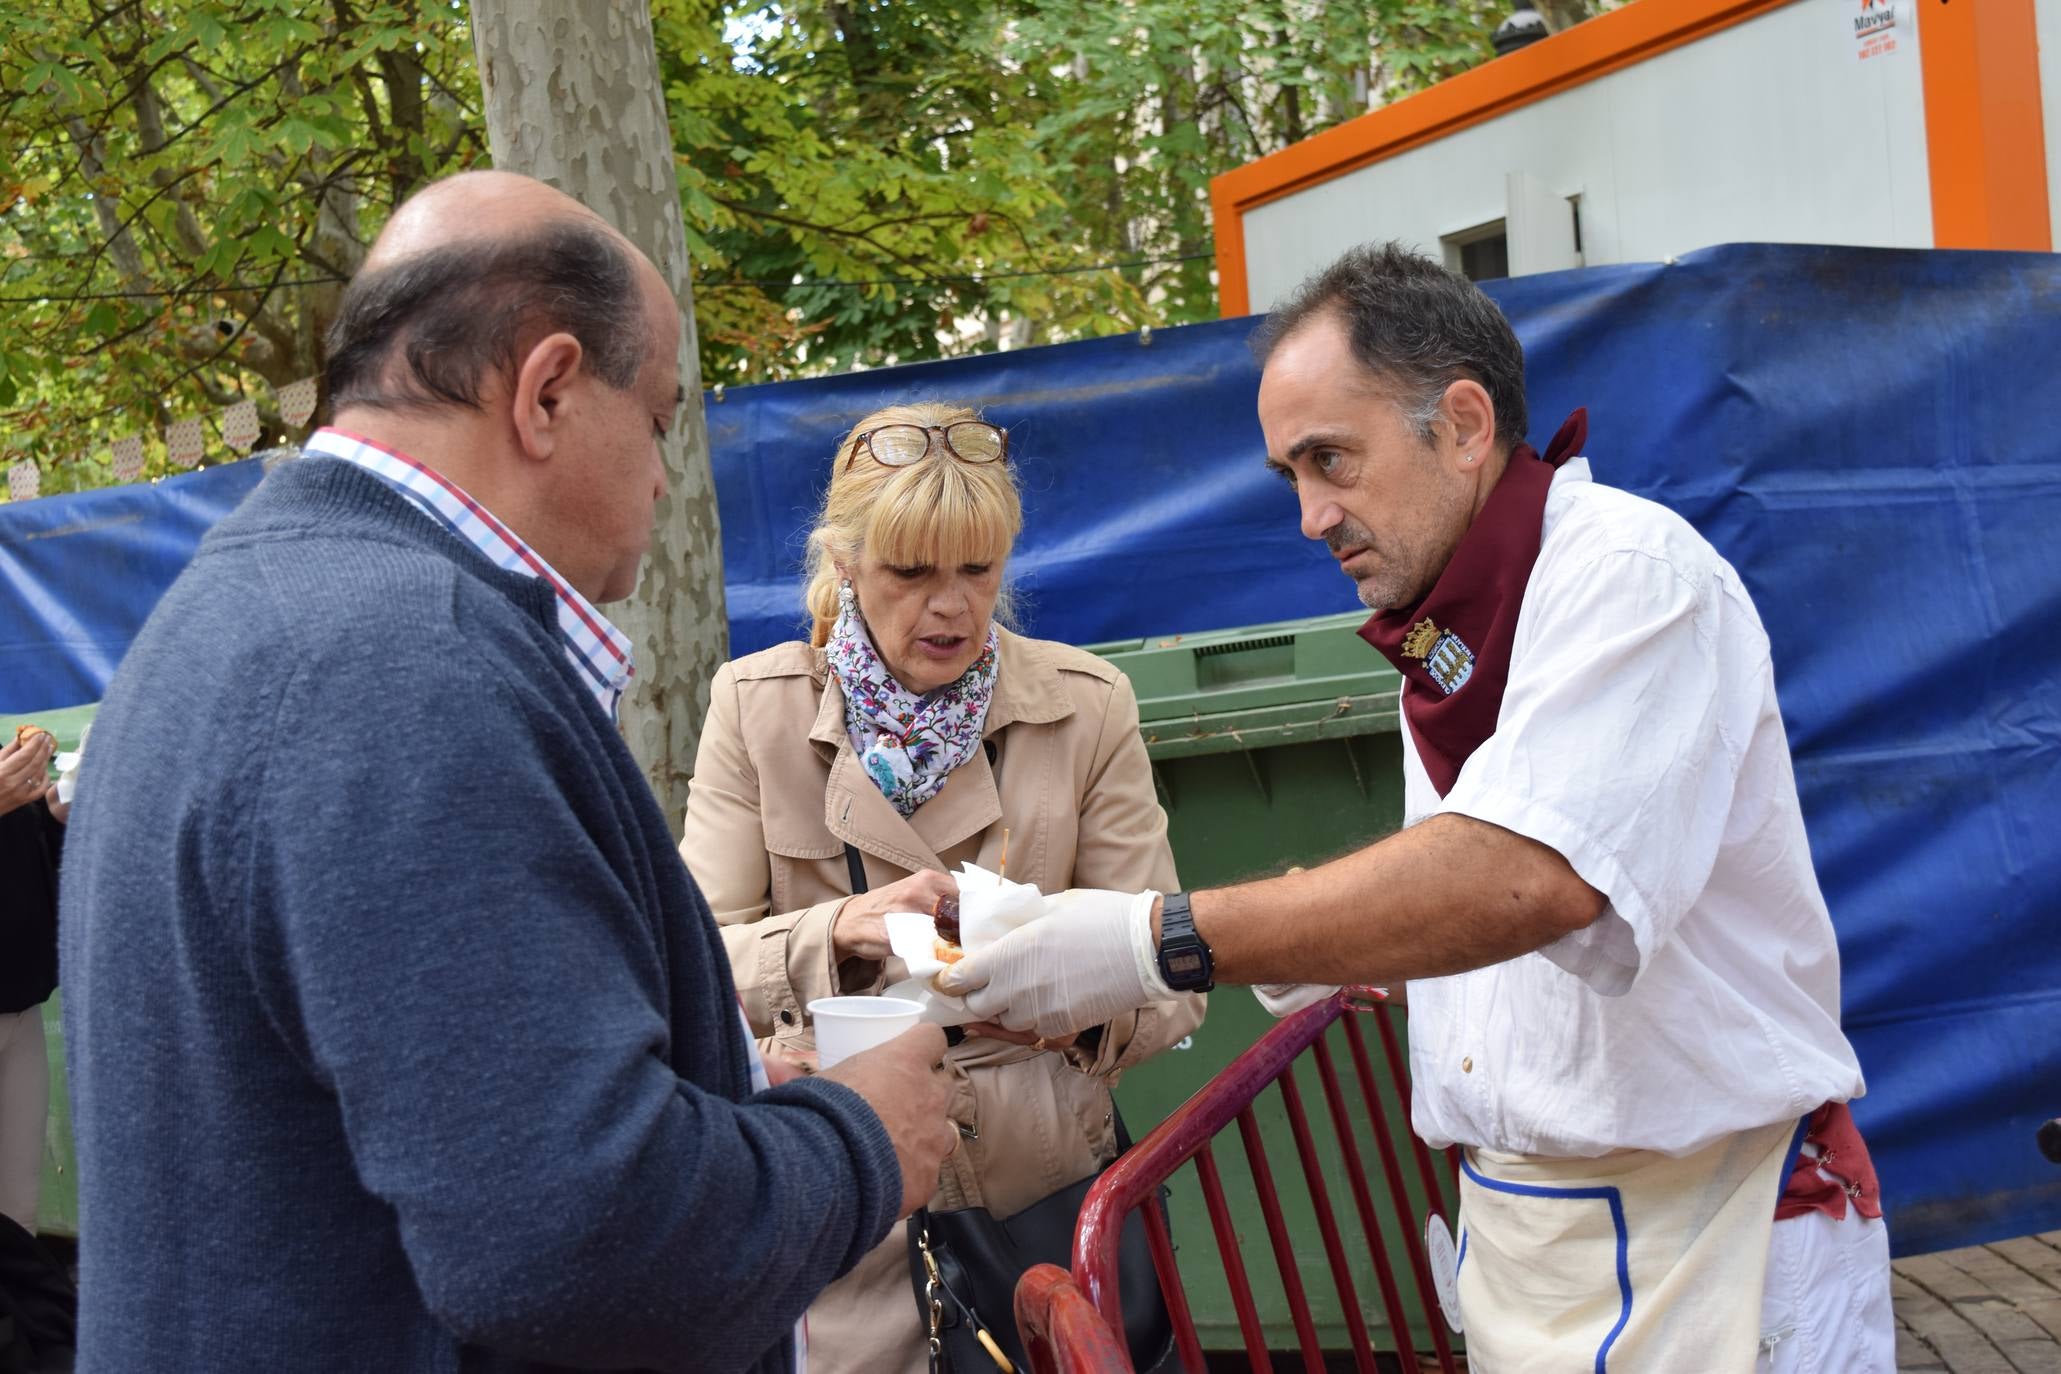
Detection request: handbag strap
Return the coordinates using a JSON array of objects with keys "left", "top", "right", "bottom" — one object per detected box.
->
[
  {"left": 914, "top": 1207, "right": 1016, "bottom": 1373},
  {"left": 1112, "top": 1103, "right": 1137, "bottom": 1154},
  {"left": 912, "top": 1104, "right": 1145, "bottom": 1374}
]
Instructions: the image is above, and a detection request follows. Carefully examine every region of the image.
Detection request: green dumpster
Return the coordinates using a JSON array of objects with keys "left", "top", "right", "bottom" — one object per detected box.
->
[
  {"left": 1085, "top": 613, "right": 1455, "bottom": 1359},
  {"left": 34, "top": 996, "right": 76, "bottom": 1238},
  {"left": 2, "top": 703, "right": 96, "bottom": 758}
]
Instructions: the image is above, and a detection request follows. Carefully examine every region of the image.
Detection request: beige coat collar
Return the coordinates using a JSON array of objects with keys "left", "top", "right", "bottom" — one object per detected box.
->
[{"left": 808, "top": 626, "right": 1074, "bottom": 872}]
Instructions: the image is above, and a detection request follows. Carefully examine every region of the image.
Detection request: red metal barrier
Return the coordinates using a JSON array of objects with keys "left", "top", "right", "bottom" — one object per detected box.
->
[
  {"left": 1017, "top": 1264, "right": 1140, "bottom": 1373},
  {"left": 1015, "top": 990, "right": 1461, "bottom": 1374}
]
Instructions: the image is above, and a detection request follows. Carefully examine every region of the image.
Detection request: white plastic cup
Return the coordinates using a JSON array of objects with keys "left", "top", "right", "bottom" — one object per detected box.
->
[
  {"left": 55, "top": 772, "right": 76, "bottom": 804},
  {"left": 807, "top": 995, "right": 923, "bottom": 1069}
]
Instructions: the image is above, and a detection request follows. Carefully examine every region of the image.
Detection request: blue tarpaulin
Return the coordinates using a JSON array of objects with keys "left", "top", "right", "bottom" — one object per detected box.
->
[
  {"left": 0, "top": 458, "right": 265, "bottom": 713},
  {"left": 2, "top": 244, "right": 2056, "bottom": 1256}
]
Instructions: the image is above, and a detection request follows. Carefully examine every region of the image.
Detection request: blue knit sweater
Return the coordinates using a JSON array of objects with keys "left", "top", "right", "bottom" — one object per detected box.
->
[{"left": 59, "top": 455, "right": 901, "bottom": 1372}]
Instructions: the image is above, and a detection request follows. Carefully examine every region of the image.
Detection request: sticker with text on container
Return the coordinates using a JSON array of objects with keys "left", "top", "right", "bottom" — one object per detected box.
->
[{"left": 1425, "top": 1214, "right": 1464, "bottom": 1334}]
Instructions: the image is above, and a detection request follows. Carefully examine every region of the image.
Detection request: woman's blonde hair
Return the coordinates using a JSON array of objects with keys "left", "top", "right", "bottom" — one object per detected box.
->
[{"left": 803, "top": 401, "right": 1023, "bottom": 648}]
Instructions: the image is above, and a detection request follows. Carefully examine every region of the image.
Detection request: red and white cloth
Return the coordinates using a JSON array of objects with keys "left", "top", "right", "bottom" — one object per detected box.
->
[
  {"left": 275, "top": 376, "right": 319, "bottom": 428},
  {"left": 110, "top": 434, "right": 144, "bottom": 483},
  {"left": 304, "top": 428, "right": 635, "bottom": 721},
  {"left": 221, "top": 399, "right": 262, "bottom": 454},
  {"left": 165, "top": 416, "right": 205, "bottom": 468}
]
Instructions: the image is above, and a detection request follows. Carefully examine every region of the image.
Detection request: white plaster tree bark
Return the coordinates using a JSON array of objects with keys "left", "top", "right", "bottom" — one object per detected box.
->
[{"left": 472, "top": 1, "right": 727, "bottom": 836}]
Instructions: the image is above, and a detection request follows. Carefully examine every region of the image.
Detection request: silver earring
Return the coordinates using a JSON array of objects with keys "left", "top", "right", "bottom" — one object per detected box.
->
[
  {"left": 837, "top": 579, "right": 856, "bottom": 614},
  {"left": 1463, "top": 453, "right": 1475, "bottom": 464}
]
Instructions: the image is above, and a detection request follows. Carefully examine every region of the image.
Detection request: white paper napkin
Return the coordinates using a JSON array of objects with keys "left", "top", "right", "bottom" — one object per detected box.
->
[{"left": 878, "top": 861, "right": 1047, "bottom": 1025}]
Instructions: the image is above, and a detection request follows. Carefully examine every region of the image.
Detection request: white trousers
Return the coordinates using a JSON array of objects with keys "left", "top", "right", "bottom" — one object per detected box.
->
[
  {"left": 1758, "top": 1208, "right": 1896, "bottom": 1372},
  {"left": 0, "top": 1006, "right": 49, "bottom": 1231}
]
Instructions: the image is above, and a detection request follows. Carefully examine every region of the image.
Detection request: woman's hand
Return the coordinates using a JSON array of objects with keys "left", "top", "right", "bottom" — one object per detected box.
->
[
  {"left": 0, "top": 733, "right": 54, "bottom": 818},
  {"left": 832, "top": 867, "right": 960, "bottom": 962},
  {"left": 961, "top": 1022, "right": 1081, "bottom": 1052}
]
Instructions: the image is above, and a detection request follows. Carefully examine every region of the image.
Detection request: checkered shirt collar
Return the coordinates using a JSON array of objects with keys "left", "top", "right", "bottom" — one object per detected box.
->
[{"left": 305, "top": 427, "right": 635, "bottom": 720}]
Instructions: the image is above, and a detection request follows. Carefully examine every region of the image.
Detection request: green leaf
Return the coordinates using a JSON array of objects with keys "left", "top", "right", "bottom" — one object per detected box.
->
[
  {"left": 245, "top": 225, "right": 296, "bottom": 262},
  {"left": 0, "top": 0, "right": 1516, "bottom": 489},
  {"left": 277, "top": 118, "right": 324, "bottom": 155}
]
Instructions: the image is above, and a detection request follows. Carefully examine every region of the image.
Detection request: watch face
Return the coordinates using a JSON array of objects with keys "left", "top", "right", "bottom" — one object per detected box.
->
[{"left": 1166, "top": 950, "right": 1204, "bottom": 979}]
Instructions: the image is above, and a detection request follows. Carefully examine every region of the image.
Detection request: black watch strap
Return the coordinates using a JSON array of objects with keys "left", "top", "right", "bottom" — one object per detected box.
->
[{"left": 1155, "top": 890, "right": 1215, "bottom": 993}]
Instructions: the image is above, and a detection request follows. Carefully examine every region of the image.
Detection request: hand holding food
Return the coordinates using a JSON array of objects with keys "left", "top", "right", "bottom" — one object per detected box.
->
[
  {"left": 958, "top": 1020, "right": 1081, "bottom": 1051},
  {"left": 0, "top": 725, "right": 55, "bottom": 816},
  {"left": 876, "top": 862, "right": 1050, "bottom": 1026},
  {"left": 832, "top": 868, "right": 959, "bottom": 961},
  {"left": 937, "top": 887, "right": 1169, "bottom": 1039}
]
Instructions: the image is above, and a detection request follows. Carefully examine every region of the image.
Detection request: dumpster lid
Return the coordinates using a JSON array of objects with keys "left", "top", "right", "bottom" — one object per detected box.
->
[{"left": 1081, "top": 612, "right": 1401, "bottom": 758}]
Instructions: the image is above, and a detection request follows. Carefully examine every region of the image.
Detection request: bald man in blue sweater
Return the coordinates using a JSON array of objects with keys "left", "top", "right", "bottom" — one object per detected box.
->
[{"left": 59, "top": 172, "right": 956, "bottom": 1373}]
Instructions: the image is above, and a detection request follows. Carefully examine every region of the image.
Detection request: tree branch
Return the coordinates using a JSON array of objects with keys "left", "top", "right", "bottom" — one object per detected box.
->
[
  {"left": 60, "top": 117, "right": 153, "bottom": 291},
  {"left": 132, "top": 76, "right": 212, "bottom": 260},
  {"left": 375, "top": 42, "right": 427, "bottom": 202},
  {"left": 179, "top": 54, "right": 228, "bottom": 106},
  {"left": 705, "top": 192, "right": 948, "bottom": 280}
]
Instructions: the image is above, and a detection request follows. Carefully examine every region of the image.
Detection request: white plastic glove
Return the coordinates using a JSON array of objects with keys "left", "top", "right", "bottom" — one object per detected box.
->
[
  {"left": 1252, "top": 983, "right": 1342, "bottom": 1018},
  {"left": 936, "top": 887, "right": 1168, "bottom": 1039}
]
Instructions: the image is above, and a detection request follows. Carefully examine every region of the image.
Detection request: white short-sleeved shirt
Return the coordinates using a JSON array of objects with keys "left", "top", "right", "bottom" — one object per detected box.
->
[{"left": 1403, "top": 459, "right": 1865, "bottom": 1159}]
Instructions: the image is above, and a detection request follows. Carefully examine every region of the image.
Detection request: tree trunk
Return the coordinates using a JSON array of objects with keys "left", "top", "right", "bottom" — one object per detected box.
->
[
  {"left": 1536, "top": 0, "right": 1594, "bottom": 33},
  {"left": 471, "top": 0, "right": 727, "bottom": 838}
]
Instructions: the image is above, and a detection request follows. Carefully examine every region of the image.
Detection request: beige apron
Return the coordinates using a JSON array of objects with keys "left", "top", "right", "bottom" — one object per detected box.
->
[{"left": 1453, "top": 1118, "right": 1801, "bottom": 1373}]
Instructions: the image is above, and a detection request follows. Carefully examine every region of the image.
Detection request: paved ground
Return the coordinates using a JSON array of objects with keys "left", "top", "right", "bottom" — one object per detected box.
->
[{"left": 1894, "top": 1233, "right": 2061, "bottom": 1372}]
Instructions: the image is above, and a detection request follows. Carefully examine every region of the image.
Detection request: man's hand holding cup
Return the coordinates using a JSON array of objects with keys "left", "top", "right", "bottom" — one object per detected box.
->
[{"left": 817, "top": 1022, "right": 958, "bottom": 1220}]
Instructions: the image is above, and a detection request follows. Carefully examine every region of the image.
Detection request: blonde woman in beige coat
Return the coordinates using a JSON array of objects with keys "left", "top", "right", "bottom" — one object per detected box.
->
[{"left": 680, "top": 400, "right": 1204, "bottom": 1373}]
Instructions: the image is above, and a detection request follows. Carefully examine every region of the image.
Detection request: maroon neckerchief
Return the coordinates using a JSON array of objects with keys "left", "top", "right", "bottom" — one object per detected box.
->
[{"left": 1358, "top": 409, "right": 1589, "bottom": 797}]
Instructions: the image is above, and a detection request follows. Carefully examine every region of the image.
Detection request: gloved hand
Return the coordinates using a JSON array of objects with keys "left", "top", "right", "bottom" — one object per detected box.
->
[
  {"left": 936, "top": 887, "right": 1169, "bottom": 1039},
  {"left": 1252, "top": 983, "right": 1342, "bottom": 1018}
]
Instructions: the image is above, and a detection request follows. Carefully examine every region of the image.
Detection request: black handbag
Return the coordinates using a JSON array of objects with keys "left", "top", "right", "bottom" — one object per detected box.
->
[
  {"left": 837, "top": 844, "right": 1173, "bottom": 1372},
  {"left": 908, "top": 1125, "right": 1175, "bottom": 1374}
]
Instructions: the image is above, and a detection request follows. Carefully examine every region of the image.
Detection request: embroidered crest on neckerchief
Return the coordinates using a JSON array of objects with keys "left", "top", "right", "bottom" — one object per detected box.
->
[
  {"left": 1400, "top": 618, "right": 1442, "bottom": 659},
  {"left": 1401, "top": 617, "right": 1475, "bottom": 696}
]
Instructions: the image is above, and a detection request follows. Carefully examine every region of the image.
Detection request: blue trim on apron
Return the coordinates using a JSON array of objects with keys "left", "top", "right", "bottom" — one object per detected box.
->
[{"left": 1460, "top": 1152, "right": 1634, "bottom": 1374}]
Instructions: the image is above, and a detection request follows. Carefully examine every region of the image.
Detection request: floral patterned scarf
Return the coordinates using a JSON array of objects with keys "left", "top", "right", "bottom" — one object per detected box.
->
[{"left": 826, "top": 599, "right": 1000, "bottom": 816}]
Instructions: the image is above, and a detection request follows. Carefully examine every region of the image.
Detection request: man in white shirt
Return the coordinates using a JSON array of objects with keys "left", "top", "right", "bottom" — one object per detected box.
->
[{"left": 942, "top": 243, "right": 1893, "bottom": 1371}]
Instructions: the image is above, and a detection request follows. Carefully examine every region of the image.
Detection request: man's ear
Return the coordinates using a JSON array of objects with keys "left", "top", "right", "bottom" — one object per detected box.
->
[
  {"left": 1439, "top": 378, "right": 1497, "bottom": 470},
  {"left": 509, "top": 332, "right": 585, "bottom": 461}
]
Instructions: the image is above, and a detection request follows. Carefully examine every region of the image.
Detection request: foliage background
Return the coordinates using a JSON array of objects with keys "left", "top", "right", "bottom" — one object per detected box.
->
[{"left": 0, "top": 0, "right": 1611, "bottom": 496}]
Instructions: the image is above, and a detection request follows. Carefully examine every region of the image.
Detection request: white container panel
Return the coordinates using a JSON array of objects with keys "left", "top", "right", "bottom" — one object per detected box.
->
[{"left": 1242, "top": 0, "right": 1934, "bottom": 311}]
